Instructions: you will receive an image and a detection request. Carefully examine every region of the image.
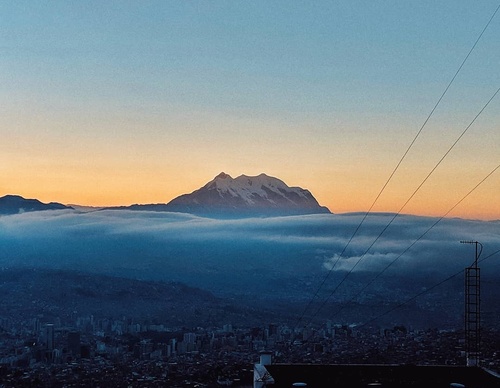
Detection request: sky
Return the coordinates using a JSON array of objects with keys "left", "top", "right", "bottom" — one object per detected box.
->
[{"left": 1, "top": 1, "right": 499, "bottom": 220}]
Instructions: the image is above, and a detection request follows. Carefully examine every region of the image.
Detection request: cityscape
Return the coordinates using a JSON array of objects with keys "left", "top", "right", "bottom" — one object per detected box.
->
[
  {"left": 1, "top": 311, "right": 500, "bottom": 387},
  {"left": 0, "top": 264, "right": 499, "bottom": 386}
]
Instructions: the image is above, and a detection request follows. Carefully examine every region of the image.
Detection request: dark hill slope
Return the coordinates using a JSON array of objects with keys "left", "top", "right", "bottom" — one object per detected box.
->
[
  {"left": 0, "top": 268, "right": 279, "bottom": 327},
  {"left": 0, "top": 195, "right": 71, "bottom": 215}
]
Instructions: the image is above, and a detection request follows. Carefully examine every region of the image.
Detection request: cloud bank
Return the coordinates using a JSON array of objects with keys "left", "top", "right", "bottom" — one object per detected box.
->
[{"left": 1, "top": 210, "right": 499, "bottom": 297}]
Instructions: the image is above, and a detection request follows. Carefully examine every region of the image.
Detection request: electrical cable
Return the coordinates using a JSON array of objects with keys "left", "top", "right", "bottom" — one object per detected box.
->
[
  {"left": 357, "top": 248, "right": 500, "bottom": 329},
  {"left": 304, "top": 86, "right": 500, "bottom": 327},
  {"left": 330, "top": 163, "right": 500, "bottom": 319},
  {"left": 293, "top": 2, "right": 500, "bottom": 329}
]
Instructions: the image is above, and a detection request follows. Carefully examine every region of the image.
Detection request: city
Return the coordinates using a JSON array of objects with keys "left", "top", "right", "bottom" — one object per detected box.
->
[{"left": 1, "top": 311, "right": 499, "bottom": 386}]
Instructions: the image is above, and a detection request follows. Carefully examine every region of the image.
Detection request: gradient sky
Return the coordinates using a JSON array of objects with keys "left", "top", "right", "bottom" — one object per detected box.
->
[{"left": 1, "top": 1, "right": 499, "bottom": 219}]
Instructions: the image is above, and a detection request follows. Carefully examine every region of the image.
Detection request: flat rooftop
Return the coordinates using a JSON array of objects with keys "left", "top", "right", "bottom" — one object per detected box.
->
[{"left": 263, "top": 364, "right": 500, "bottom": 388}]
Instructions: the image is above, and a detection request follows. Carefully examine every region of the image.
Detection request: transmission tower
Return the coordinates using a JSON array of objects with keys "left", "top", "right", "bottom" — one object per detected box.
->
[{"left": 461, "top": 240, "right": 482, "bottom": 367}]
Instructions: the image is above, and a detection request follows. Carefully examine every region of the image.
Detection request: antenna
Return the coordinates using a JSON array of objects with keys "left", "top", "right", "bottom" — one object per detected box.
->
[{"left": 460, "top": 240, "right": 482, "bottom": 367}]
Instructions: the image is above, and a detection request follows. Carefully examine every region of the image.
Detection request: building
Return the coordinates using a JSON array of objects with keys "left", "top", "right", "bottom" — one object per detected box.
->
[
  {"left": 67, "top": 331, "right": 81, "bottom": 357},
  {"left": 253, "top": 352, "right": 500, "bottom": 388},
  {"left": 45, "top": 324, "right": 55, "bottom": 351}
]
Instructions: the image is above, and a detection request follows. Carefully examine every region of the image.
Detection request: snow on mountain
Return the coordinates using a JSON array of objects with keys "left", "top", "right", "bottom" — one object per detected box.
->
[
  {"left": 205, "top": 172, "right": 310, "bottom": 205},
  {"left": 166, "top": 172, "right": 331, "bottom": 217}
]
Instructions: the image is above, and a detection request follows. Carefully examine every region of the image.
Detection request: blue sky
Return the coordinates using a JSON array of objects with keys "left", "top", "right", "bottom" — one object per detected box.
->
[{"left": 1, "top": 1, "right": 499, "bottom": 219}]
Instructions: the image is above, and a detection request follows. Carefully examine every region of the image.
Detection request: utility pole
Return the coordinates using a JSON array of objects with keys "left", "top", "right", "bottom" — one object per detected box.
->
[{"left": 460, "top": 240, "right": 482, "bottom": 367}]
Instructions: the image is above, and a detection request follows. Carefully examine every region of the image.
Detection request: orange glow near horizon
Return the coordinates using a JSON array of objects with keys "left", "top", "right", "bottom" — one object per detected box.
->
[
  {"left": 1, "top": 108, "right": 498, "bottom": 220},
  {"left": 2, "top": 163, "right": 498, "bottom": 221}
]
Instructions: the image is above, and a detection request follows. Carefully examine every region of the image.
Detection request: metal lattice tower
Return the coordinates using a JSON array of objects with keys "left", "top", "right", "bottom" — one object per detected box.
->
[{"left": 461, "top": 240, "right": 482, "bottom": 367}]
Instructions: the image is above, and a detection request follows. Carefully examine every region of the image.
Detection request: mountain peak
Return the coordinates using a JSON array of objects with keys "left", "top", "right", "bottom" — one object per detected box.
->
[
  {"left": 215, "top": 172, "right": 232, "bottom": 180},
  {"left": 167, "top": 173, "right": 331, "bottom": 218}
]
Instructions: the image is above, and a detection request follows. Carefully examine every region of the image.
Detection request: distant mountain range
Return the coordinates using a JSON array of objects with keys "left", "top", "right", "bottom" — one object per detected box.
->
[
  {"left": 1, "top": 173, "right": 330, "bottom": 218},
  {"left": 106, "top": 172, "right": 331, "bottom": 217},
  {"left": 0, "top": 195, "right": 72, "bottom": 215}
]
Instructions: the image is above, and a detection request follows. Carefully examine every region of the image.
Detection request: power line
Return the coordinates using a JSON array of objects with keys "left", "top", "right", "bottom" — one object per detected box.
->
[
  {"left": 293, "top": 3, "right": 500, "bottom": 329},
  {"left": 304, "top": 85, "right": 500, "bottom": 326},
  {"left": 330, "top": 163, "right": 500, "bottom": 320},
  {"left": 375, "top": 2, "right": 500, "bottom": 212},
  {"left": 357, "top": 248, "right": 500, "bottom": 329}
]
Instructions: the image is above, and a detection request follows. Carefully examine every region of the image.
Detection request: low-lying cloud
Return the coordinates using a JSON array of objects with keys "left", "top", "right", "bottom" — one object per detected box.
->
[{"left": 1, "top": 210, "right": 499, "bottom": 296}]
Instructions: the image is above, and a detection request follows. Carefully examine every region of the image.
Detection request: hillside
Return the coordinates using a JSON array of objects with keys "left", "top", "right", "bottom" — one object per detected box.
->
[
  {"left": 0, "top": 195, "right": 71, "bottom": 215},
  {"left": 0, "top": 268, "right": 282, "bottom": 327}
]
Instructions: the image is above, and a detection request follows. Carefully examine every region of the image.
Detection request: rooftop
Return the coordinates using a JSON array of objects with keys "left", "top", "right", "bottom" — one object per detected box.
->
[{"left": 258, "top": 364, "right": 500, "bottom": 388}]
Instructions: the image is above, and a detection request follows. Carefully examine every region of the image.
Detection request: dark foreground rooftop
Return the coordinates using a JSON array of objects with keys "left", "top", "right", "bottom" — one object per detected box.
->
[{"left": 261, "top": 364, "right": 500, "bottom": 388}]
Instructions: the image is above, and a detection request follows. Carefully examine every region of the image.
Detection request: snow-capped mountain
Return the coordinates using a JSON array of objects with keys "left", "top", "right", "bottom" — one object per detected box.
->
[{"left": 165, "top": 172, "right": 331, "bottom": 217}]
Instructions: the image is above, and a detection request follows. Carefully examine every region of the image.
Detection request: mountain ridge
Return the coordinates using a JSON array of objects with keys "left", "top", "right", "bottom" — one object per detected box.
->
[
  {"left": 126, "top": 172, "right": 331, "bottom": 218},
  {"left": 0, "top": 195, "right": 72, "bottom": 215},
  {"left": 1, "top": 173, "right": 330, "bottom": 218},
  {"left": 166, "top": 172, "right": 330, "bottom": 217}
]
